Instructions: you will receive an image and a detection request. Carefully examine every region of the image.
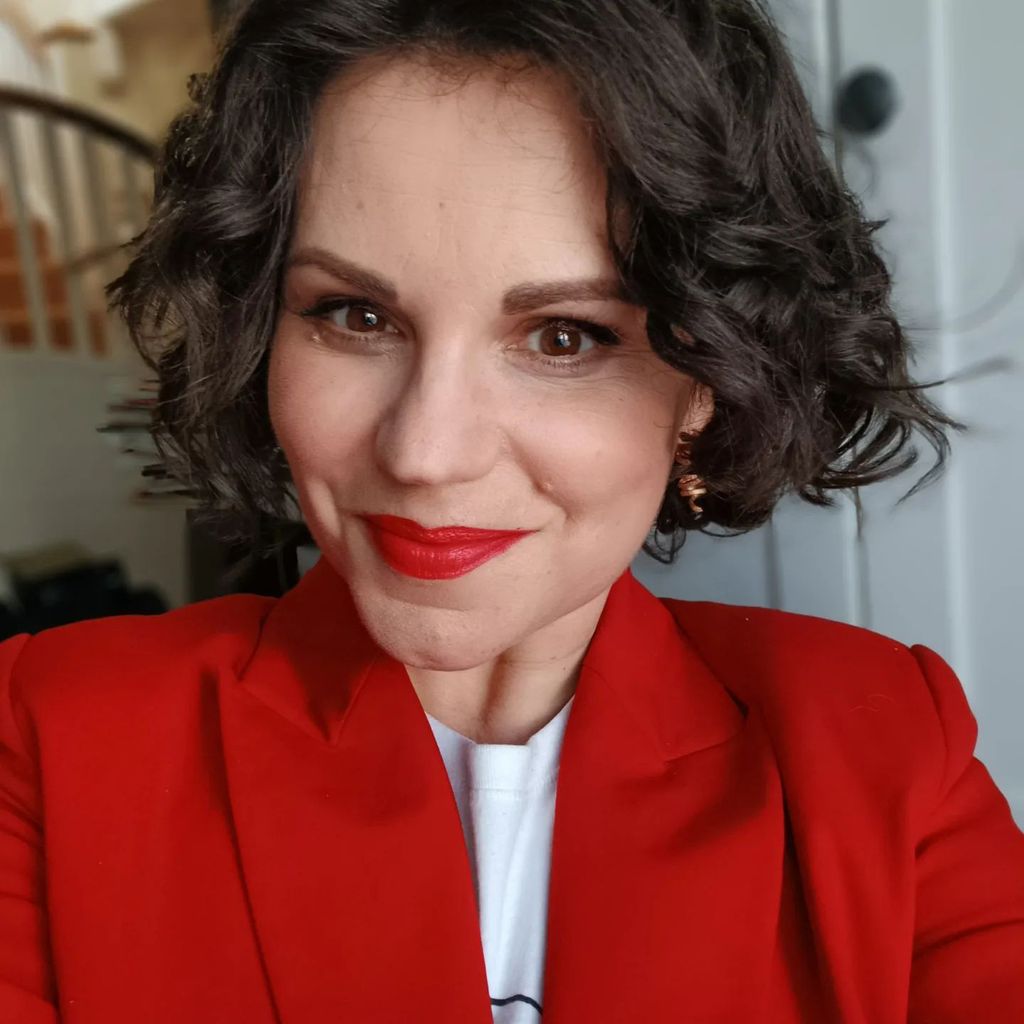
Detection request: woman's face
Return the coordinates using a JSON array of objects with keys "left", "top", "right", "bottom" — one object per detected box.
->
[{"left": 269, "top": 56, "right": 708, "bottom": 670}]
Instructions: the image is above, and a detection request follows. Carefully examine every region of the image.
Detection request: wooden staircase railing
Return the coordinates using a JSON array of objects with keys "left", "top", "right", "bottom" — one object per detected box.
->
[{"left": 0, "top": 85, "right": 156, "bottom": 356}]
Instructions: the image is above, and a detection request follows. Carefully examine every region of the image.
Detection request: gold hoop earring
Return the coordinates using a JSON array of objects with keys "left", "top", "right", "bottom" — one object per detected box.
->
[{"left": 673, "top": 432, "right": 707, "bottom": 519}]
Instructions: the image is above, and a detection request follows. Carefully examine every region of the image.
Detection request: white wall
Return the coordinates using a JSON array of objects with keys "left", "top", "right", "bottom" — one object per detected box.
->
[
  {"left": 0, "top": 350, "right": 187, "bottom": 608},
  {"left": 932, "top": 0, "right": 1024, "bottom": 825}
]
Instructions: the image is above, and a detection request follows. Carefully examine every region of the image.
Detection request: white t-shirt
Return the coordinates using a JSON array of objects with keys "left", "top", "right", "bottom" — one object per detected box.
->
[{"left": 426, "top": 695, "right": 574, "bottom": 1023}]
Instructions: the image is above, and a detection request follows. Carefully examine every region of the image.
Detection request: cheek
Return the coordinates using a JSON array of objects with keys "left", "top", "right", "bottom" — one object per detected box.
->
[
  {"left": 267, "top": 334, "right": 376, "bottom": 475},
  {"left": 520, "top": 391, "right": 674, "bottom": 524}
]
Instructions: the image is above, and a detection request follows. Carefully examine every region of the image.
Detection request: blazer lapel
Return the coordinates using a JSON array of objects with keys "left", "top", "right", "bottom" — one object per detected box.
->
[
  {"left": 219, "top": 557, "right": 788, "bottom": 1022},
  {"left": 540, "top": 570, "right": 788, "bottom": 1022},
  {"left": 218, "top": 559, "right": 492, "bottom": 1024}
]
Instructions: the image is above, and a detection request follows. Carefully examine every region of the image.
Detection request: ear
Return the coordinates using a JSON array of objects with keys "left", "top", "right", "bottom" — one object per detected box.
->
[{"left": 675, "top": 380, "right": 714, "bottom": 439}]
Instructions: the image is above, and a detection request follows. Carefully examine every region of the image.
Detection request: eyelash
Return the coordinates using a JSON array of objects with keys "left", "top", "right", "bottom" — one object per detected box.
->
[{"left": 297, "top": 296, "right": 623, "bottom": 373}]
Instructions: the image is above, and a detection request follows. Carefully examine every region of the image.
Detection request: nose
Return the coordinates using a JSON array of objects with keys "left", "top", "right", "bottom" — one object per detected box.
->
[{"left": 374, "top": 340, "right": 501, "bottom": 487}]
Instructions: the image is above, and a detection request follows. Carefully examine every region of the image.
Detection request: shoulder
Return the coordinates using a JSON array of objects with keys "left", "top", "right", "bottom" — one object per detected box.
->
[
  {"left": 0, "top": 593, "right": 275, "bottom": 731},
  {"left": 661, "top": 596, "right": 949, "bottom": 707},
  {"left": 660, "top": 598, "right": 971, "bottom": 811},
  {"left": 662, "top": 597, "right": 923, "bottom": 685}
]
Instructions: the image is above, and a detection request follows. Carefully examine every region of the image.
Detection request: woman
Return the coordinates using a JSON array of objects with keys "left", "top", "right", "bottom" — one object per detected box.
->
[{"left": 1, "top": 0, "right": 1021, "bottom": 1021}]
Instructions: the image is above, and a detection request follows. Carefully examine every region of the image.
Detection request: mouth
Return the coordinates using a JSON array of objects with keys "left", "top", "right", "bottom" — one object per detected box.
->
[{"left": 360, "top": 514, "right": 534, "bottom": 580}]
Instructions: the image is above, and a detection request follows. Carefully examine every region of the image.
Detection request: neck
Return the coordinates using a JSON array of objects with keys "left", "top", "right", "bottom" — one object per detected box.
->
[{"left": 407, "top": 586, "right": 610, "bottom": 745}]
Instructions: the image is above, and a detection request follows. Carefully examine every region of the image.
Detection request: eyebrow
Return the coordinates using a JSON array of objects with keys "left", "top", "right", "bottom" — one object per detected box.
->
[{"left": 286, "top": 246, "right": 631, "bottom": 314}]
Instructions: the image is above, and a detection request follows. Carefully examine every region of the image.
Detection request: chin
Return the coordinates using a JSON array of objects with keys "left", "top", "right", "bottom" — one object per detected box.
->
[
  {"left": 396, "top": 647, "right": 491, "bottom": 673},
  {"left": 401, "top": 617, "right": 509, "bottom": 670},
  {"left": 373, "top": 628, "right": 503, "bottom": 673},
  {"left": 350, "top": 584, "right": 510, "bottom": 671}
]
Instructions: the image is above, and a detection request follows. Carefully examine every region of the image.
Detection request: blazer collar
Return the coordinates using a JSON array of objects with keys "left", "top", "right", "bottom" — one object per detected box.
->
[{"left": 238, "top": 554, "right": 742, "bottom": 765}]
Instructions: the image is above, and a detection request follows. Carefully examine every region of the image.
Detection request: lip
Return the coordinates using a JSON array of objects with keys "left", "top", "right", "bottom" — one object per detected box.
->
[{"left": 361, "top": 514, "right": 534, "bottom": 580}]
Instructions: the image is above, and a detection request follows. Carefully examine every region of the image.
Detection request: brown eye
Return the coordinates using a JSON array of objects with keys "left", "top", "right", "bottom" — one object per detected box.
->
[
  {"left": 330, "top": 302, "right": 390, "bottom": 333},
  {"left": 533, "top": 323, "right": 591, "bottom": 358}
]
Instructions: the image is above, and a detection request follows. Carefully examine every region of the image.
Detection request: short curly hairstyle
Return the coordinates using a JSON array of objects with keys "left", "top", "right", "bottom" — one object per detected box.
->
[{"left": 109, "top": 0, "right": 959, "bottom": 563}]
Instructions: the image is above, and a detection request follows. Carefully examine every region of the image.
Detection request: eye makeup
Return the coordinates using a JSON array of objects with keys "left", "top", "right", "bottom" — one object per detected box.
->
[{"left": 297, "top": 295, "right": 624, "bottom": 375}]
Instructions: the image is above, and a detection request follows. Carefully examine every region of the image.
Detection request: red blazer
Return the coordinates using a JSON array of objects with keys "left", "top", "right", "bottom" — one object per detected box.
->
[{"left": 0, "top": 556, "right": 1022, "bottom": 1023}]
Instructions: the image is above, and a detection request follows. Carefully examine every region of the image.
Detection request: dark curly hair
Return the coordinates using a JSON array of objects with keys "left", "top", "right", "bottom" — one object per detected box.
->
[{"left": 109, "top": 0, "right": 960, "bottom": 563}]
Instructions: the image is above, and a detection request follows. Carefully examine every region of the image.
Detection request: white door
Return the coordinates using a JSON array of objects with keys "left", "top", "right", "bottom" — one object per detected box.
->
[{"left": 633, "top": 0, "right": 1024, "bottom": 824}]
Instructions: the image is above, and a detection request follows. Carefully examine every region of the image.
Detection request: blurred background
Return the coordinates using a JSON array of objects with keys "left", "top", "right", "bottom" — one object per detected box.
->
[{"left": 0, "top": 0, "right": 1020, "bottom": 823}]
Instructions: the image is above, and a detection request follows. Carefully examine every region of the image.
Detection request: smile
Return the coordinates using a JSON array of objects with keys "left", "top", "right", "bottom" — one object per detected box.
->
[{"left": 360, "top": 515, "right": 534, "bottom": 580}]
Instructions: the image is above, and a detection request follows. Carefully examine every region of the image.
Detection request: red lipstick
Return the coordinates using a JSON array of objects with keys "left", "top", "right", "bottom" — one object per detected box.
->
[{"left": 361, "top": 514, "right": 533, "bottom": 580}]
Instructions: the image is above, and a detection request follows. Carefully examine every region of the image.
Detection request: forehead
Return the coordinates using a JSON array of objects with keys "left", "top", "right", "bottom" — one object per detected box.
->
[{"left": 293, "top": 56, "right": 614, "bottom": 289}]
